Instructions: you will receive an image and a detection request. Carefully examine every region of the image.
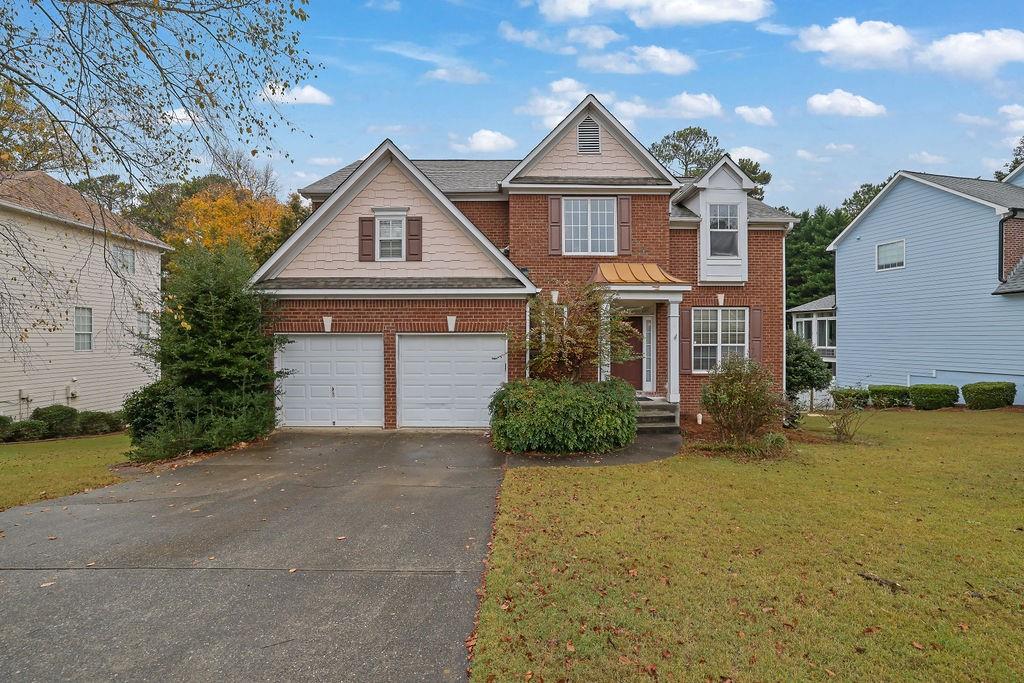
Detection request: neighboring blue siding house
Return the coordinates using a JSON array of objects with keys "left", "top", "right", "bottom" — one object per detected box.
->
[{"left": 828, "top": 169, "right": 1024, "bottom": 403}]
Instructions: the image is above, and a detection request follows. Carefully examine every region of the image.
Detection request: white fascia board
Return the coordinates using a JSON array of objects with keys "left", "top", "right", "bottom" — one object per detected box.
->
[
  {"left": 826, "top": 171, "right": 1009, "bottom": 252},
  {"left": 257, "top": 288, "right": 534, "bottom": 299},
  {"left": 1004, "top": 163, "right": 1024, "bottom": 184},
  {"left": 0, "top": 200, "right": 171, "bottom": 252},
  {"left": 500, "top": 95, "right": 680, "bottom": 189},
  {"left": 507, "top": 184, "right": 674, "bottom": 194},
  {"left": 692, "top": 155, "right": 755, "bottom": 190}
]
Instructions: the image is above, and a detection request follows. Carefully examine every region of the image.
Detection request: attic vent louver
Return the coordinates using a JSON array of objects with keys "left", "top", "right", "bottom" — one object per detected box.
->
[{"left": 577, "top": 116, "right": 600, "bottom": 155}]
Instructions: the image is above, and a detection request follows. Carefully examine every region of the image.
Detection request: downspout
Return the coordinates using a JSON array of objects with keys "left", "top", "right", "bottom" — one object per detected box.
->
[{"left": 998, "top": 209, "right": 1019, "bottom": 282}]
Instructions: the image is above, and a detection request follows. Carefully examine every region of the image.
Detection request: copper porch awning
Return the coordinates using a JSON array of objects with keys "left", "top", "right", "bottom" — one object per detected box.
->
[{"left": 589, "top": 262, "right": 688, "bottom": 286}]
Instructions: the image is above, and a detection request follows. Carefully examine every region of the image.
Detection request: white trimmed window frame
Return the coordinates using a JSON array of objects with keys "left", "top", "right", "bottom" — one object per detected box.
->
[
  {"left": 876, "top": 239, "right": 905, "bottom": 271},
  {"left": 374, "top": 210, "right": 407, "bottom": 261},
  {"left": 74, "top": 306, "right": 93, "bottom": 352},
  {"left": 691, "top": 307, "right": 749, "bottom": 374},
  {"left": 111, "top": 244, "right": 136, "bottom": 275},
  {"left": 562, "top": 196, "right": 617, "bottom": 256}
]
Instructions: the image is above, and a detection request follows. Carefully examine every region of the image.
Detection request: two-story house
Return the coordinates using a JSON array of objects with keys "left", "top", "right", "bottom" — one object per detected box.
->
[
  {"left": 828, "top": 168, "right": 1024, "bottom": 402},
  {"left": 252, "top": 96, "right": 794, "bottom": 429}
]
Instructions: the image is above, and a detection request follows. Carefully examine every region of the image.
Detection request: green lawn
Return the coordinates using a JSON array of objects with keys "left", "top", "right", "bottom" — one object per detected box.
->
[
  {"left": 0, "top": 433, "right": 129, "bottom": 511},
  {"left": 473, "top": 411, "right": 1024, "bottom": 681}
]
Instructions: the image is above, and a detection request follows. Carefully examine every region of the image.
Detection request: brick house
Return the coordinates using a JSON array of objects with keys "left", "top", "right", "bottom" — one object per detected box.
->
[{"left": 253, "top": 96, "right": 795, "bottom": 429}]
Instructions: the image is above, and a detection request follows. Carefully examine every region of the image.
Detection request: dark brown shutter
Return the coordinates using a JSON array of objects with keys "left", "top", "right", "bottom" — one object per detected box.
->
[
  {"left": 617, "top": 195, "right": 632, "bottom": 255},
  {"left": 406, "top": 216, "right": 422, "bottom": 261},
  {"left": 749, "top": 307, "right": 763, "bottom": 362},
  {"left": 679, "top": 308, "right": 692, "bottom": 374},
  {"left": 548, "top": 196, "right": 562, "bottom": 255},
  {"left": 358, "top": 217, "right": 375, "bottom": 262}
]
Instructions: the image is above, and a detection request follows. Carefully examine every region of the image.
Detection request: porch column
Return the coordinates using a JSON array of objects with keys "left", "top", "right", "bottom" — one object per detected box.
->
[
  {"left": 668, "top": 300, "right": 680, "bottom": 403},
  {"left": 599, "top": 297, "right": 611, "bottom": 380}
]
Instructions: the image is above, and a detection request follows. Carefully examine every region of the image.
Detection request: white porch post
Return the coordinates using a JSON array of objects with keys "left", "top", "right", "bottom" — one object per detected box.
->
[
  {"left": 668, "top": 299, "right": 680, "bottom": 403},
  {"left": 599, "top": 297, "right": 611, "bottom": 380}
]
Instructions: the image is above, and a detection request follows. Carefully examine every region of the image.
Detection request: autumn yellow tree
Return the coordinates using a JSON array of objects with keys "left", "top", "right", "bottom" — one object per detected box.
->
[{"left": 167, "top": 184, "right": 287, "bottom": 260}]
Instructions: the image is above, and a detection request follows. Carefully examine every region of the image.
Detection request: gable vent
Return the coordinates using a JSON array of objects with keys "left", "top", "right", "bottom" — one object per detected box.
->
[{"left": 577, "top": 116, "right": 601, "bottom": 155}]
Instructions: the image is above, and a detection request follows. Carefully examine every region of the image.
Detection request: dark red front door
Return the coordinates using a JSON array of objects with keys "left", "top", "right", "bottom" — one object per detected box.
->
[{"left": 611, "top": 316, "right": 644, "bottom": 390}]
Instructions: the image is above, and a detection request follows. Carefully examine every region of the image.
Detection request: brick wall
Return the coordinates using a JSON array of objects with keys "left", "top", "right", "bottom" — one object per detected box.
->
[
  {"left": 1003, "top": 216, "right": 1024, "bottom": 279},
  {"left": 270, "top": 298, "right": 527, "bottom": 428},
  {"left": 454, "top": 200, "right": 510, "bottom": 249}
]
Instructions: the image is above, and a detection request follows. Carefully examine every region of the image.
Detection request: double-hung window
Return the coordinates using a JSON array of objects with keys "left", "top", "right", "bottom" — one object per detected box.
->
[
  {"left": 709, "top": 204, "right": 739, "bottom": 257},
  {"left": 563, "top": 197, "right": 616, "bottom": 255},
  {"left": 136, "top": 310, "right": 151, "bottom": 338},
  {"left": 876, "top": 239, "right": 905, "bottom": 271},
  {"left": 692, "top": 307, "right": 748, "bottom": 372},
  {"left": 111, "top": 245, "right": 135, "bottom": 275},
  {"left": 74, "top": 306, "right": 93, "bottom": 351},
  {"left": 375, "top": 213, "right": 405, "bottom": 261},
  {"left": 794, "top": 318, "right": 814, "bottom": 343}
]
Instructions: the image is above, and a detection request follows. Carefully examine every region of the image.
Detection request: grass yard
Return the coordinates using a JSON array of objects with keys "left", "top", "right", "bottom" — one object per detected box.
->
[
  {"left": 0, "top": 433, "right": 129, "bottom": 511},
  {"left": 472, "top": 411, "right": 1024, "bottom": 681}
]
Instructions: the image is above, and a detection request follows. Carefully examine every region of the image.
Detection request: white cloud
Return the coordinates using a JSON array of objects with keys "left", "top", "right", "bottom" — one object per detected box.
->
[
  {"left": 450, "top": 129, "right": 518, "bottom": 153},
  {"left": 261, "top": 83, "right": 333, "bottom": 105},
  {"left": 425, "top": 66, "right": 489, "bottom": 84},
  {"left": 954, "top": 113, "right": 997, "bottom": 127},
  {"left": 734, "top": 104, "right": 775, "bottom": 126},
  {"left": 796, "top": 17, "right": 914, "bottom": 69},
  {"left": 796, "top": 149, "right": 830, "bottom": 163},
  {"left": 161, "top": 107, "right": 201, "bottom": 126},
  {"left": 517, "top": 78, "right": 597, "bottom": 128},
  {"left": 756, "top": 21, "right": 797, "bottom": 36},
  {"left": 614, "top": 92, "right": 723, "bottom": 122},
  {"left": 916, "top": 29, "right": 1024, "bottom": 79},
  {"left": 807, "top": 89, "right": 886, "bottom": 117},
  {"left": 824, "top": 142, "right": 855, "bottom": 153},
  {"left": 377, "top": 42, "right": 488, "bottom": 84},
  {"left": 909, "top": 151, "right": 947, "bottom": 165},
  {"left": 365, "top": 0, "right": 400, "bottom": 10},
  {"left": 731, "top": 146, "right": 771, "bottom": 163},
  {"left": 998, "top": 105, "right": 1024, "bottom": 135},
  {"left": 535, "top": 0, "right": 772, "bottom": 28},
  {"left": 566, "top": 25, "right": 624, "bottom": 50},
  {"left": 309, "top": 157, "right": 344, "bottom": 166},
  {"left": 499, "top": 21, "right": 576, "bottom": 54},
  {"left": 579, "top": 45, "right": 696, "bottom": 75}
]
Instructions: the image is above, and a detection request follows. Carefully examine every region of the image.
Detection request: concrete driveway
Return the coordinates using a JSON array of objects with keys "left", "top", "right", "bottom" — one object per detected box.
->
[{"left": 0, "top": 431, "right": 505, "bottom": 682}]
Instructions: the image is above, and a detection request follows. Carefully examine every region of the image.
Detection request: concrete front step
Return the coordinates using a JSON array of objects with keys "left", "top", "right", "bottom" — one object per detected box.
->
[
  {"left": 636, "top": 398, "right": 678, "bottom": 432},
  {"left": 637, "top": 411, "right": 678, "bottom": 423},
  {"left": 637, "top": 423, "right": 680, "bottom": 434}
]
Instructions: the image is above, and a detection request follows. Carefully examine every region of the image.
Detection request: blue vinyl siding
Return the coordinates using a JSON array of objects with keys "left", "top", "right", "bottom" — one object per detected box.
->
[
  {"left": 834, "top": 177, "right": 1024, "bottom": 403},
  {"left": 1008, "top": 171, "right": 1024, "bottom": 189}
]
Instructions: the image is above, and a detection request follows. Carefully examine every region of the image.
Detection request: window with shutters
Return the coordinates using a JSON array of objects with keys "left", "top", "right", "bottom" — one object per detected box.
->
[
  {"left": 577, "top": 116, "right": 600, "bottom": 155},
  {"left": 375, "top": 212, "right": 406, "bottom": 261},
  {"left": 692, "top": 307, "right": 748, "bottom": 373},
  {"left": 563, "top": 197, "right": 616, "bottom": 255}
]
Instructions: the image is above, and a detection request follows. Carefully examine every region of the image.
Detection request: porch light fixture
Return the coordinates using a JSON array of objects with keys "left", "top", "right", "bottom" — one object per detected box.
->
[
  {"left": 322, "top": 316, "right": 332, "bottom": 332},
  {"left": 716, "top": 293, "right": 726, "bottom": 306},
  {"left": 447, "top": 315, "right": 457, "bottom": 332}
]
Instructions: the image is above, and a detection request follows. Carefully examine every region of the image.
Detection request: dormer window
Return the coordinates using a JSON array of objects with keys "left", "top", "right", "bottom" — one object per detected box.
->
[
  {"left": 577, "top": 116, "right": 600, "bottom": 155},
  {"left": 709, "top": 204, "right": 739, "bottom": 257}
]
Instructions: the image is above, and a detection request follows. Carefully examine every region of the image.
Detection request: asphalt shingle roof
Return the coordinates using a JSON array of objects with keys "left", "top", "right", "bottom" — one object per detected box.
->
[
  {"left": 787, "top": 294, "right": 836, "bottom": 313},
  {"left": 994, "top": 259, "right": 1024, "bottom": 295},
  {"left": 903, "top": 171, "right": 1024, "bottom": 210},
  {"left": 300, "top": 159, "right": 519, "bottom": 195},
  {"left": 669, "top": 195, "right": 795, "bottom": 221}
]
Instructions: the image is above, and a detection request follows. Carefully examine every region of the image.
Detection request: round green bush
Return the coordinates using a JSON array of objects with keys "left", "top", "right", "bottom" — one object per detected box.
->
[
  {"left": 962, "top": 382, "right": 1018, "bottom": 410},
  {"left": 78, "top": 411, "right": 114, "bottom": 435},
  {"left": 123, "top": 380, "right": 178, "bottom": 441},
  {"left": 30, "top": 404, "right": 80, "bottom": 437},
  {"left": 909, "top": 384, "right": 959, "bottom": 410},
  {"left": 8, "top": 419, "right": 50, "bottom": 442},
  {"left": 868, "top": 385, "right": 912, "bottom": 409},
  {"left": 105, "top": 411, "right": 126, "bottom": 432},
  {"left": 489, "top": 378, "right": 638, "bottom": 454},
  {"left": 830, "top": 387, "right": 869, "bottom": 409},
  {"left": 0, "top": 415, "right": 12, "bottom": 441}
]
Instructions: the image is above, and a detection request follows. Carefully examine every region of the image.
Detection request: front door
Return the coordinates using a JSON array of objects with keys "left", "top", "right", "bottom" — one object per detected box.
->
[{"left": 611, "top": 316, "right": 644, "bottom": 390}]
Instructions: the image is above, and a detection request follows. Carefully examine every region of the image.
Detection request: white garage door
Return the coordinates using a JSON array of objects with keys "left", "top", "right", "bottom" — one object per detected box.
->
[
  {"left": 278, "top": 335, "right": 384, "bottom": 427},
  {"left": 397, "top": 334, "right": 508, "bottom": 427}
]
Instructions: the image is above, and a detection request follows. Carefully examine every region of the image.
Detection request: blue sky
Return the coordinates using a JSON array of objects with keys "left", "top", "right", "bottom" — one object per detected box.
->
[{"left": 265, "top": 0, "right": 1024, "bottom": 211}]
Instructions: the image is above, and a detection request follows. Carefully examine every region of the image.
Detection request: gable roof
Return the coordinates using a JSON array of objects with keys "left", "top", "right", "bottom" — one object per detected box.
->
[
  {"left": 827, "top": 170, "right": 1024, "bottom": 252},
  {"left": 788, "top": 294, "right": 836, "bottom": 313},
  {"left": 669, "top": 175, "right": 797, "bottom": 223},
  {"left": 692, "top": 155, "right": 755, "bottom": 191},
  {"left": 0, "top": 171, "right": 169, "bottom": 250},
  {"left": 252, "top": 140, "right": 537, "bottom": 293},
  {"left": 500, "top": 95, "right": 680, "bottom": 189},
  {"left": 300, "top": 159, "right": 519, "bottom": 197},
  {"left": 1004, "top": 162, "right": 1024, "bottom": 185}
]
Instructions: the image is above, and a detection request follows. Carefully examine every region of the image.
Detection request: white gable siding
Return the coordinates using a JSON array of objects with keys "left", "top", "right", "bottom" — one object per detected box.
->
[
  {"left": 835, "top": 178, "right": 1024, "bottom": 402},
  {"left": 0, "top": 209, "right": 162, "bottom": 419},
  {"left": 280, "top": 161, "right": 506, "bottom": 278},
  {"left": 523, "top": 121, "right": 654, "bottom": 178}
]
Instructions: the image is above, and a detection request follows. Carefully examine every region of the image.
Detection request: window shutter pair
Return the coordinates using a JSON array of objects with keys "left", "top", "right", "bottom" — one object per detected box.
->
[
  {"left": 357, "top": 216, "right": 422, "bottom": 262},
  {"left": 546, "top": 196, "right": 632, "bottom": 255}
]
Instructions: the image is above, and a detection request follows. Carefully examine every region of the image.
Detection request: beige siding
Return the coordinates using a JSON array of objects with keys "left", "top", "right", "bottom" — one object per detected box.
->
[
  {"left": 280, "top": 161, "right": 506, "bottom": 278},
  {"left": 524, "top": 123, "right": 654, "bottom": 178},
  {"left": 0, "top": 209, "right": 162, "bottom": 419}
]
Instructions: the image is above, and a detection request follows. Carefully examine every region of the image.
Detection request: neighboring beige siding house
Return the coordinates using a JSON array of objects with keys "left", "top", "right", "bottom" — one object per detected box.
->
[{"left": 0, "top": 172, "right": 170, "bottom": 420}]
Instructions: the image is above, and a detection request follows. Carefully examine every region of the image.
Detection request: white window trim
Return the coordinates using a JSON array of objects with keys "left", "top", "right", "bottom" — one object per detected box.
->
[
  {"left": 691, "top": 307, "right": 749, "bottom": 375},
  {"left": 708, "top": 203, "right": 740, "bottom": 259},
  {"left": 642, "top": 314, "right": 656, "bottom": 393},
  {"left": 374, "top": 210, "right": 407, "bottom": 262},
  {"left": 562, "top": 196, "right": 617, "bottom": 256},
  {"left": 74, "top": 306, "right": 93, "bottom": 352},
  {"left": 875, "top": 239, "right": 906, "bottom": 271}
]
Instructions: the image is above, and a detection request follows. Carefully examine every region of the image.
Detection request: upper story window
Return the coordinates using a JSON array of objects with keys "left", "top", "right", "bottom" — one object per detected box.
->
[
  {"left": 136, "top": 310, "right": 151, "bottom": 338},
  {"left": 876, "top": 239, "right": 905, "bottom": 271},
  {"left": 709, "top": 204, "right": 739, "bottom": 257},
  {"left": 794, "top": 318, "right": 814, "bottom": 343},
  {"left": 375, "top": 213, "right": 405, "bottom": 261},
  {"left": 74, "top": 306, "right": 93, "bottom": 351},
  {"left": 692, "top": 307, "right": 747, "bottom": 373},
  {"left": 577, "top": 116, "right": 600, "bottom": 155},
  {"left": 111, "top": 245, "right": 135, "bottom": 275},
  {"left": 564, "top": 197, "right": 616, "bottom": 255}
]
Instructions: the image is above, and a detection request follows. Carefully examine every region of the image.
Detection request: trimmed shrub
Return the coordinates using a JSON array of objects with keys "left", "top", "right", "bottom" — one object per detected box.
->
[
  {"left": 830, "top": 387, "right": 870, "bottom": 410},
  {"left": 8, "top": 419, "right": 49, "bottom": 442},
  {"left": 868, "top": 385, "right": 911, "bottom": 409},
  {"left": 78, "top": 411, "right": 115, "bottom": 435},
  {"left": 106, "top": 411, "right": 126, "bottom": 432},
  {"left": 30, "top": 404, "right": 80, "bottom": 437},
  {"left": 0, "top": 415, "right": 12, "bottom": 441},
  {"left": 909, "top": 384, "right": 959, "bottom": 411},
  {"left": 962, "top": 382, "right": 1017, "bottom": 410},
  {"left": 489, "top": 378, "right": 637, "bottom": 454},
  {"left": 700, "top": 357, "right": 784, "bottom": 444},
  {"left": 123, "top": 380, "right": 178, "bottom": 442}
]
